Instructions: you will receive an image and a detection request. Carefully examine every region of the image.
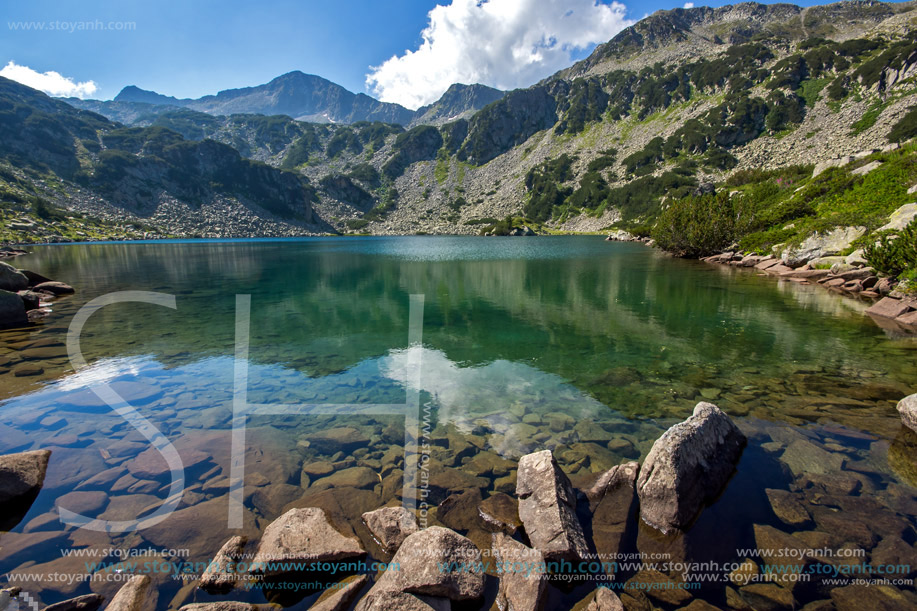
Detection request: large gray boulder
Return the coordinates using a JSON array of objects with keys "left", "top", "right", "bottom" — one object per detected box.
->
[
  {"left": 199, "top": 536, "right": 246, "bottom": 593},
  {"left": 0, "top": 450, "right": 51, "bottom": 506},
  {"left": 362, "top": 506, "right": 419, "bottom": 553},
  {"left": 251, "top": 508, "right": 364, "bottom": 575},
  {"left": 42, "top": 593, "right": 104, "bottom": 611},
  {"left": 493, "top": 533, "right": 546, "bottom": 611},
  {"left": 0, "top": 262, "right": 28, "bottom": 292},
  {"left": 516, "top": 450, "right": 589, "bottom": 562},
  {"left": 898, "top": 394, "right": 917, "bottom": 434},
  {"left": 354, "top": 589, "right": 449, "bottom": 611},
  {"left": 106, "top": 575, "right": 151, "bottom": 611},
  {"left": 780, "top": 226, "right": 866, "bottom": 267},
  {"left": 580, "top": 588, "right": 625, "bottom": 611},
  {"left": 180, "top": 604, "right": 260, "bottom": 611},
  {"left": 357, "top": 527, "right": 484, "bottom": 604},
  {"left": 878, "top": 203, "right": 917, "bottom": 232},
  {"left": 636, "top": 403, "right": 746, "bottom": 533},
  {"left": 309, "top": 575, "right": 368, "bottom": 611},
  {"left": 0, "top": 290, "right": 28, "bottom": 328}
]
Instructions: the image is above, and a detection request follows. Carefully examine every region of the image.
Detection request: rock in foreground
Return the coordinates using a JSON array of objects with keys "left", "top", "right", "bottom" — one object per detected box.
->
[
  {"left": 493, "top": 533, "right": 546, "bottom": 611},
  {"left": 0, "top": 262, "right": 28, "bottom": 292},
  {"left": 251, "top": 507, "right": 364, "bottom": 575},
  {"left": 106, "top": 575, "right": 151, "bottom": 611},
  {"left": 362, "top": 506, "right": 419, "bottom": 552},
  {"left": 358, "top": 526, "right": 484, "bottom": 605},
  {"left": 636, "top": 402, "right": 746, "bottom": 533},
  {"left": 897, "top": 394, "right": 917, "bottom": 434},
  {"left": 199, "top": 536, "right": 247, "bottom": 593},
  {"left": 516, "top": 449, "right": 589, "bottom": 562},
  {"left": 0, "top": 289, "right": 28, "bottom": 329},
  {"left": 0, "top": 450, "right": 51, "bottom": 516}
]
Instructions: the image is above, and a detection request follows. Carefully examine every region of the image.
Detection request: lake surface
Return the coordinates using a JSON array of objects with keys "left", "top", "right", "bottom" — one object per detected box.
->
[{"left": 1, "top": 236, "right": 915, "bottom": 610}]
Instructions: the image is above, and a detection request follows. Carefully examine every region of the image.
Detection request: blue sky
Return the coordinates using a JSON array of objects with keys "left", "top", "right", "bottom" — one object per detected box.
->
[{"left": 2, "top": 0, "right": 829, "bottom": 108}]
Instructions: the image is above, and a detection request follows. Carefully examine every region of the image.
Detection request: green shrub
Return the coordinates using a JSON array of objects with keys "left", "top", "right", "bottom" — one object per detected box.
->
[
  {"left": 523, "top": 154, "right": 575, "bottom": 221},
  {"left": 345, "top": 219, "right": 370, "bottom": 230},
  {"left": 865, "top": 219, "right": 917, "bottom": 276},
  {"left": 32, "top": 196, "right": 67, "bottom": 221},
  {"left": 888, "top": 107, "right": 917, "bottom": 143},
  {"left": 347, "top": 163, "right": 381, "bottom": 187},
  {"left": 652, "top": 193, "right": 737, "bottom": 258}
]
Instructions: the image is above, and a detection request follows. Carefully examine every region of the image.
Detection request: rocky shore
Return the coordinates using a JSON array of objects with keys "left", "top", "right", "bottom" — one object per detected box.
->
[
  {"left": 0, "top": 259, "right": 74, "bottom": 332},
  {"left": 3, "top": 395, "right": 916, "bottom": 611},
  {"left": 701, "top": 249, "right": 917, "bottom": 334}
]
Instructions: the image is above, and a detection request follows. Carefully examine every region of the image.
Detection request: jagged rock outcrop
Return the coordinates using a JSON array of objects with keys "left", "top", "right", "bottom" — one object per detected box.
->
[
  {"left": 106, "top": 575, "right": 152, "bottom": 611},
  {"left": 492, "top": 533, "right": 546, "bottom": 611},
  {"left": 199, "top": 536, "right": 247, "bottom": 593},
  {"left": 636, "top": 402, "right": 746, "bottom": 533},
  {"left": 516, "top": 449, "right": 590, "bottom": 562}
]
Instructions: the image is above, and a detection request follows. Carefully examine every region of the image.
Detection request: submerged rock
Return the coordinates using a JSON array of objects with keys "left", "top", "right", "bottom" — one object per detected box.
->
[
  {"left": 478, "top": 492, "right": 521, "bottom": 534},
  {"left": 516, "top": 449, "right": 589, "bottom": 562},
  {"left": 636, "top": 402, "right": 745, "bottom": 533},
  {"left": 361, "top": 506, "right": 419, "bottom": 553},
  {"left": 251, "top": 508, "right": 365, "bottom": 575},
  {"left": 831, "top": 583, "right": 917, "bottom": 610},
  {"left": 764, "top": 489, "right": 812, "bottom": 529},
  {"left": 780, "top": 439, "right": 845, "bottom": 477},
  {"left": 590, "top": 463, "right": 639, "bottom": 574},
  {"left": 32, "top": 281, "right": 74, "bottom": 295}
]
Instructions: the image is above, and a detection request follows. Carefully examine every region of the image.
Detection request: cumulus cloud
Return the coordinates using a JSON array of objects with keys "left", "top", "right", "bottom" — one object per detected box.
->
[
  {"left": 683, "top": 2, "right": 695, "bottom": 8},
  {"left": 0, "top": 61, "right": 98, "bottom": 98},
  {"left": 366, "top": 0, "right": 633, "bottom": 109}
]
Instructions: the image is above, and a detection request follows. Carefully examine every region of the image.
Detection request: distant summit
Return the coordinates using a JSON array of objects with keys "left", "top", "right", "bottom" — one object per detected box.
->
[
  {"left": 411, "top": 83, "right": 505, "bottom": 126},
  {"left": 91, "top": 73, "right": 503, "bottom": 127},
  {"left": 114, "top": 85, "right": 190, "bottom": 107}
]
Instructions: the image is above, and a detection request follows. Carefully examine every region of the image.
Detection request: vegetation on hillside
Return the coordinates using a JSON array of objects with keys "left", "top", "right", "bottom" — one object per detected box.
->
[
  {"left": 649, "top": 143, "right": 917, "bottom": 261},
  {"left": 865, "top": 219, "right": 917, "bottom": 283}
]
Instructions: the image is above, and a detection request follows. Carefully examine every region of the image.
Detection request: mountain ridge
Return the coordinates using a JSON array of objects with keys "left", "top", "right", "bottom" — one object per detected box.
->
[
  {"left": 86, "top": 73, "right": 506, "bottom": 127},
  {"left": 3, "top": 0, "right": 917, "bottom": 245}
]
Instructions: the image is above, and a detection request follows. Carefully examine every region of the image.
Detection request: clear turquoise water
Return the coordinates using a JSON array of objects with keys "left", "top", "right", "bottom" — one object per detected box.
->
[{"left": 1, "top": 236, "right": 915, "bottom": 609}]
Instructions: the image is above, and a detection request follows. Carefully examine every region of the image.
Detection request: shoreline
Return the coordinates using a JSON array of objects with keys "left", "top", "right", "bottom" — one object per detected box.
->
[{"left": 605, "top": 230, "right": 917, "bottom": 336}]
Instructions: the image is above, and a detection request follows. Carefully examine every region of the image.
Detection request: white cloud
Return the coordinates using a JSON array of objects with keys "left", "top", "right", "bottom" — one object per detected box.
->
[
  {"left": 0, "top": 61, "right": 98, "bottom": 98},
  {"left": 366, "top": 0, "right": 633, "bottom": 110},
  {"left": 683, "top": 2, "right": 695, "bottom": 8}
]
